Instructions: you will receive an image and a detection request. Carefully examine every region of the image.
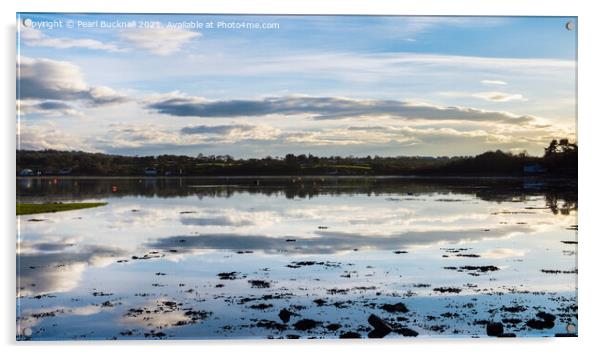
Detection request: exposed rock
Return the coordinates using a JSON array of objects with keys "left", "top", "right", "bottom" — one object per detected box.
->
[
  {"left": 486, "top": 322, "right": 504, "bottom": 337},
  {"left": 340, "top": 331, "right": 361, "bottom": 339},
  {"left": 526, "top": 311, "right": 556, "bottom": 330},
  {"left": 278, "top": 308, "right": 295, "bottom": 323},
  {"left": 368, "top": 314, "right": 392, "bottom": 338},
  {"left": 379, "top": 302, "right": 409, "bottom": 313},
  {"left": 433, "top": 287, "right": 462, "bottom": 293},
  {"left": 248, "top": 280, "right": 271, "bottom": 288},
  {"left": 396, "top": 327, "right": 419, "bottom": 337},
  {"left": 326, "top": 323, "right": 342, "bottom": 331},
  {"left": 293, "top": 319, "right": 320, "bottom": 331},
  {"left": 217, "top": 272, "right": 239, "bottom": 280}
]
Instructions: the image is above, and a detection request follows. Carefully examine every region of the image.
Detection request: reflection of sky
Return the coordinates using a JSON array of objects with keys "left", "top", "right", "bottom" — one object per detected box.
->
[{"left": 17, "top": 187, "right": 577, "bottom": 339}]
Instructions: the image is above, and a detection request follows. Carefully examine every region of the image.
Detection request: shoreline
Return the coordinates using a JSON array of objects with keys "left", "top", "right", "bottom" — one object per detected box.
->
[{"left": 16, "top": 175, "right": 577, "bottom": 181}]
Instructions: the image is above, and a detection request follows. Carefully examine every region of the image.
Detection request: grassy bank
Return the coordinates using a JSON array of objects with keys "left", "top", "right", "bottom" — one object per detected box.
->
[{"left": 16, "top": 202, "right": 108, "bottom": 215}]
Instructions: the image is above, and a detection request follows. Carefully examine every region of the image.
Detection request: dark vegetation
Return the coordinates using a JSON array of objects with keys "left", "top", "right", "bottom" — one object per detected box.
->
[{"left": 16, "top": 139, "right": 576, "bottom": 177}]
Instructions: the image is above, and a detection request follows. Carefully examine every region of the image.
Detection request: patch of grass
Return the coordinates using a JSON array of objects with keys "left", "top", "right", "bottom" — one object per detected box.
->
[{"left": 16, "top": 202, "right": 108, "bottom": 215}]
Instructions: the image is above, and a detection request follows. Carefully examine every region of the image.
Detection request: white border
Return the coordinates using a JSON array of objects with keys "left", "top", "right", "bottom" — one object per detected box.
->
[{"left": 2, "top": 1, "right": 600, "bottom": 354}]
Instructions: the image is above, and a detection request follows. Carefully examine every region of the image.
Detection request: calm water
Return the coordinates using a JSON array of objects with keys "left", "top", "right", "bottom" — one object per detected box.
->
[{"left": 16, "top": 177, "right": 578, "bottom": 340}]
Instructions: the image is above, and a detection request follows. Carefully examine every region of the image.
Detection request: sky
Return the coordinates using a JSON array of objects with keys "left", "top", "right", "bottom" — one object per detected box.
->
[{"left": 16, "top": 14, "right": 577, "bottom": 158}]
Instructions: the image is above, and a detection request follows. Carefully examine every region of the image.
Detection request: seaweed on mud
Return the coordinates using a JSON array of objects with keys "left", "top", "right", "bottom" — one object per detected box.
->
[
  {"left": 217, "top": 272, "right": 240, "bottom": 280},
  {"left": 379, "top": 302, "right": 409, "bottom": 313},
  {"left": 540, "top": 269, "right": 577, "bottom": 274},
  {"left": 248, "top": 280, "right": 271, "bottom": 288},
  {"left": 249, "top": 303, "right": 273, "bottom": 310},
  {"left": 433, "top": 287, "right": 462, "bottom": 293},
  {"left": 526, "top": 312, "right": 556, "bottom": 330},
  {"left": 339, "top": 331, "right": 362, "bottom": 339},
  {"left": 286, "top": 261, "right": 341, "bottom": 269},
  {"left": 293, "top": 319, "right": 321, "bottom": 331},
  {"left": 500, "top": 305, "right": 527, "bottom": 313}
]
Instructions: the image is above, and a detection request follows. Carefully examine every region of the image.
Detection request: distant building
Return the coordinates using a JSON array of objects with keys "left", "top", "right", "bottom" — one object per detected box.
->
[
  {"left": 19, "top": 168, "right": 34, "bottom": 176},
  {"left": 58, "top": 167, "right": 72, "bottom": 175},
  {"left": 523, "top": 163, "right": 547, "bottom": 174},
  {"left": 144, "top": 167, "right": 158, "bottom": 176}
]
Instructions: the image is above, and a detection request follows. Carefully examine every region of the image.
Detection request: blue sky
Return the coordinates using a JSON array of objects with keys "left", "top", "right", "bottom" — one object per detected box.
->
[{"left": 17, "top": 14, "right": 577, "bottom": 157}]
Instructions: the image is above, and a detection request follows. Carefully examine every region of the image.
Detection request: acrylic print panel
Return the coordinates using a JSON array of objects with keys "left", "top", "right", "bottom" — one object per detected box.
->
[{"left": 16, "top": 14, "right": 577, "bottom": 340}]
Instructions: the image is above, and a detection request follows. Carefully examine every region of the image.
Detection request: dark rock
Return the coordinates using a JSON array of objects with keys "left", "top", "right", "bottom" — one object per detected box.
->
[
  {"left": 459, "top": 265, "right": 500, "bottom": 272},
  {"left": 368, "top": 314, "right": 392, "bottom": 338},
  {"left": 536, "top": 311, "right": 556, "bottom": 323},
  {"left": 293, "top": 319, "right": 320, "bottom": 331},
  {"left": 433, "top": 287, "right": 462, "bottom": 293},
  {"left": 326, "top": 323, "right": 342, "bottom": 331},
  {"left": 313, "top": 298, "right": 327, "bottom": 306},
  {"left": 278, "top": 308, "right": 294, "bottom": 323},
  {"left": 526, "top": 319, "right": 548, "bottom": 330},
  {"left": 217, "top": 272, "right": 238, "bottom": 280},
  {"left": 502, "top": 318, "right": 522, "bottom": 325},
  {"left": 248, "top": 280, "right": 271, "bottom": 288},
  {"left": 340, "top": 331, "right": 361, "bottom": 339},
  {"left": 486, "top": 322, "right": 504, "bottom": 337},
  {"left": 379, "top": 302, "right": 409, "bottom": 313},
  {"left": 396, "top": 327, "right": 419, "bottom": 337},
  {"left": 501, "top": 305, "right": 527, "bottom": 313},
  {"left": 249, "top": 303, "right": 273, "bottom": 310},
  {"left": 526, "top": 312, "right": 556, "bottom": 330}
]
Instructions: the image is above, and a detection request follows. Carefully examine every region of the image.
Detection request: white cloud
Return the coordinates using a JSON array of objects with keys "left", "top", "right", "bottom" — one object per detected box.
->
[
  {"left": 17, "top": 56, "right": 129, "bottom": 116},
  {"left": 119, "top": 28, "right": 201, "bottom": 55},
  {"left": 472, "top": 91, "right": 527, "bottom": 102},
  {"left": 18, "top": 56, "right": 88, "bottom": 100},
  {"left": 20, "top": 28, "right": 124, "bottom": 52},
  {"left": 439, "top": 90, "right": 527, "bottom": 102},
  {"left": 481, "top": 79, "right": 508, "bottom": 85},
  {"left": 17, "top": 122, "right": 94, "bottom": 151}
]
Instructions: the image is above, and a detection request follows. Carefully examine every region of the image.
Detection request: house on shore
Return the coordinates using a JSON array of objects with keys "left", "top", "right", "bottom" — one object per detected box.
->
[
  {"left": 144, "top": 167, "right": 158, "bottom": 176},
  {"left": 19, "top": 168, "right": 35, "bottom": 176},
  {"left": 523, "top": 163, "right": 547, "bottom": 174}
]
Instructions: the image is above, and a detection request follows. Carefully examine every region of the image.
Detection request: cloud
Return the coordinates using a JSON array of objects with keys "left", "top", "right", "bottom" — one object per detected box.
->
[
  {"left": 20, "top": 27, "right": 125, "bottom": 52},
  {"left": 17, "top": 122, "right": 94, "bottom": 151},
  {"left": 481, "top": 79, "right": 507, "bottom": 85},
  {"left": 147, "top": 224, "right": 531, "bottom": 255},
  {"left": 180, "top": 124, "right": 281, "bottom": 141},
  {"left": 17, "top": 243, "right": 125, "bottom": 296},
  {"left": 119, "top": 28, "right": 201, "bottom": 55},
  {"left": 472, "top": 91, "right": 527, "bottom": 102},
  {"left": 480, "top": 248, "right": 526, "bottom": 259},
  {"left": 17, "top": 56, "right": 129, "bottom": 111},
  {"left": 87, "top": 86, "right": 130, "bottom": 106},
  {"left": 180, "top": 124, "right": 252, "bottom": 135},
  {"left": 18, "top": 56, "right": 89, "bottom": 101},
  {"left": 146, "top": 94, "right": 535, "bottom": 124},
  {"left": 17, "top": 100, "right": 81, "bottom": 117},
  {"left": 180, "top": 209, "right": 279, "bottom": 227},
  {"left": 18, "top": 304, "right": 110, "bottom": 332},
  {"left": 89, "top": 122, "right": 284, "bottom": 153},
  {"left": 439, "top": 90, "right": 527, "bottom": 103}
]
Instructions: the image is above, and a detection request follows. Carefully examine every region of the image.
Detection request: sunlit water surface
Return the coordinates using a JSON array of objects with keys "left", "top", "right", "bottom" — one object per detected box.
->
[{"left": 17, "top": 177, "right": 577, "bottom": 340}]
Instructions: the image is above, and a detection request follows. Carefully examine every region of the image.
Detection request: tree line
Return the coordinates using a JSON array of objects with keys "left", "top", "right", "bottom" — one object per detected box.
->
[{"left": 16, "top": 139, "right": 576, "bottom": 177}]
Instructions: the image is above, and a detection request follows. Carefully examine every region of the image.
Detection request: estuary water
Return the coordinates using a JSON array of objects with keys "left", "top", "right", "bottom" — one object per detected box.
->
[{"left": 16, "top": 177, "right": 578, "bottom": 340}]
